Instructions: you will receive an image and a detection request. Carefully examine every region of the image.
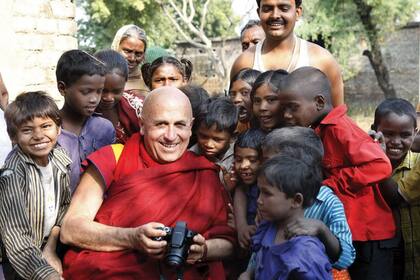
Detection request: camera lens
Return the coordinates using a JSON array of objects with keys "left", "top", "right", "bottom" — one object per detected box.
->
[{"left": 165, "top": 255, "right": 184, "bottom": 267}]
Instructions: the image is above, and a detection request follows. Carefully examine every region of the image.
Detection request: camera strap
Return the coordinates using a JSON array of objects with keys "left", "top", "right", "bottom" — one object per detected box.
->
[{"left": 158, "top": 261, "right": 185, "bottom": 280}]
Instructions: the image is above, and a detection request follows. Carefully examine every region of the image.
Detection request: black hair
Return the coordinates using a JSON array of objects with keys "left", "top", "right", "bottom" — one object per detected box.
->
[
  {"left": 240, "top": 20, "right": 262, "bottom": 37},
  {"left": 56, "top": 50, "right": 106, "bottom": 87},
  {"left": 196, "top": 97, "right": 238, "bottom": 135},
  {"left": 372, "top": 98, "right": 417, "bottom": 131},
  {"left": 258, "top": 154, "right": 321, "bottom": 208},
  {"left": 251, "top": 70, "right": 288, "bottom": 101},
  {"left": 256, "top": 0, "right": 302, "bottom": 8},
  {"left": 5, "top": 91, "right": 61, "bottom": 140},
  {"left": 94, "top": 49, "right": 129, "bottom": 81},
  {"left": 179, "top": 85, "right": 210, "bottom": 148},
  {"left": 141, "top": 56, "right": 193, "bottom": 89},
  {"left": 235, "top": 128, "right": 266, "bottom": 155},
  {"left": 229, "top": 68, "right": 261, "bottom": 91},
  {"left": 278, "top": 66, "right": 332, "bottom": 104},
  {"left": 263, "top": 127, "right": 324, "bottom": 163}
]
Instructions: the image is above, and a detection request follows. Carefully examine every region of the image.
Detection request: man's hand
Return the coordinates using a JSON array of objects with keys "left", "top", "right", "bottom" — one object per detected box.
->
[
  {"left": 187, "top": 234, "right": 206, "bottom": 264},
  {"left": 285, "top": 218, "right": 323, "bottom": 239},
  {"left": 237, "top": 224, "right": 256, "bottom": 249},
  {"left": 129, "top": 222, "right": 168, "bottom": 258}
]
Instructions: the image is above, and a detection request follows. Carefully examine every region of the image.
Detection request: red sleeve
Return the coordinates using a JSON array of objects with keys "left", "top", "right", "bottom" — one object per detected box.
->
[
  {"left": 322, "top": 123, "right": 392, "bottom": 194},
  {"left": 81, "top": 144, "right": 120, "bottom": 189},
  {"left": 202, "top": 170, "right": 236, "bottom": 245}
]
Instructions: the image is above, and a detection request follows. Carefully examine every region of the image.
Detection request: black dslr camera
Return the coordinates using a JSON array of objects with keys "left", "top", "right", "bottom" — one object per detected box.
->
[{"left": 155, "top": 221, "right": 196, "bottom": 267}]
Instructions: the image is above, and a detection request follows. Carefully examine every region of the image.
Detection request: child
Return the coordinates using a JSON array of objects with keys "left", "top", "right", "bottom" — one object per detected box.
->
[
  {"left": 277, "top": 66, "right": 394, "bottom": 279},
  {"left": 56, "top": 50, "right": 116, "bottom": 192},
  {"left": 229, "top": 68, "right": 261, "bottom": 133},
  {"left": 141, "top": 56, "right": 192, "bottom": 90},
  {"left": 95, "top": 49, "right": 142, "bottom": 144},
  {"left": 233, "top": 129, "right": 266, "bottom": 250},
  {"left": 251, "top": 70, "right": 287, "bottom": 133},
  {"left": 252, "top": 154, "right": 332, "bottom": 279},
  {"left": 371, "top": 98, "right": 420, "bottom": 279},
  {"left": 261, "top": 127, "right": 355, "bottom": 278},
  {"left": 179, "top": 85, "right": 210, "bottom": 148},
  {"left": 190, "top": 97, "right": 238, "bottom": 191},
  {"left": 0, "top": 91, "right": 71, "bottom": 279}
]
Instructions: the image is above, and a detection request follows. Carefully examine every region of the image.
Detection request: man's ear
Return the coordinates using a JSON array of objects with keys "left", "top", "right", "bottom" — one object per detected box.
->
[
  {"left": 291, "top": 193, "right": 304, "bottom": 209},
  {"left": 296, "top": 5, "right": 303, "bottom": 19},
  {"left": 57, "top": 81, "right": 66, "bottom": 96},
  {"left": 314, "top": 95, "right": 326, "bottom": 111}
]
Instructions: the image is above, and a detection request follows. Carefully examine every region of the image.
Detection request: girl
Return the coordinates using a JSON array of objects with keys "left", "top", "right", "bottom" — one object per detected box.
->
[
  {"left": 141, "top": 56, "right": 192, "bottom": 90},
  {"left": 251, "top": 70, "right": 287, "bottom": 133},
  {"left": 95, "top": 50, "right": 143, "bottom": 144},
  {"left": 371, "top": 98, "right": 420, "bottom": 280},
  {"left": 229, "top": 68, "right": 261, "bottom": 133}
]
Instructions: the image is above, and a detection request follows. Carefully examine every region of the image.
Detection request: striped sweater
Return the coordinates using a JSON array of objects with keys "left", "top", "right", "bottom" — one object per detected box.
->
[{"left": 0, "top": 145, "right": 71, "bottom": 279}]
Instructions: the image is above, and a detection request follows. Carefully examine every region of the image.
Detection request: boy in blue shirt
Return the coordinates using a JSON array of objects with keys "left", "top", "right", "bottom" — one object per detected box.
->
[{"left": 56, "top": 50, "right": 116, "bottom": 192}]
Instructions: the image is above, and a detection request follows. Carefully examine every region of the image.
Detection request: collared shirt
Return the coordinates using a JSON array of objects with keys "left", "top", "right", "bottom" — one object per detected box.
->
[
  {"left": 397, "top": 153, "right": 420, "bottom": 202},
  {"left": 314, "top": 105, "right": 394, "bottom": 241},
  {"left": 0, "top": 146, "right": 71, "bottom": 280},
  {"left": 304, "top": 186, "right": 355, "bottom": 269},
  {"left": 58, "top": 114, "right": 115, "bottom": 192},
  {"left": 392, "top": 151, "right": 420, "bottom": 279}
]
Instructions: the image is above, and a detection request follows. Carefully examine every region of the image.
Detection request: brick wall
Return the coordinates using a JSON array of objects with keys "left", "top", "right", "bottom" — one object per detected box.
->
[{"left": 0, "top": 0, "right": 77, "bottom": 102}]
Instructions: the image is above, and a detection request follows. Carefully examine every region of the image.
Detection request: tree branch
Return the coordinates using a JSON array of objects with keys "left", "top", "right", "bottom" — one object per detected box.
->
[
  {"left": 187, "top": 0, "right": 195, "bottom": 23},
  {"left": 200, "top": 0, "right": 211, "bottom": 33}
]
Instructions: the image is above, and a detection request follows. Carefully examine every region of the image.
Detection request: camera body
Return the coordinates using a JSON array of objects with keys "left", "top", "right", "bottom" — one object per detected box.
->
[{"left": 155, "top": 221, "right": 196, "bottom": 267}]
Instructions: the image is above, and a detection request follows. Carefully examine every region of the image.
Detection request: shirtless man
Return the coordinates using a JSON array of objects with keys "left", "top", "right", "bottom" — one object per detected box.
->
[{"left": 231, "top": 0, "right": 344, "bottom": 106}]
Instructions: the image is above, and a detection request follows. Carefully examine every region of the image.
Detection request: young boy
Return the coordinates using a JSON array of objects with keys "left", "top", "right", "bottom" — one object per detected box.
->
[
  {"left": 233, "top": 129, "right": 266, "bottom": 250},
  {"left": 0, "top": 91, "right": 71, "bottom": 280},
  {"left": 277, "top": 66, "right": 394, "bottom": 279},
  {"left": 56, "top": 50, "right": 116, "bottom": 192},
  {"left": 189, "top": 97, "right": 238, "bottom": 191},
  {"left": 252, "top": 154, "right": 332, "bottom": 279},
  {"left": 371, "top": 98, "right": 420, "bottom": 279},
  {"left": 261, "top": 127, "right": 355, "bottom": 277}
]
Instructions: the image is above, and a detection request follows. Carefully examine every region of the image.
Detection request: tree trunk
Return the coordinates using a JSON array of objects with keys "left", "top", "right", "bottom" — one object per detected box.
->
[{"left": 352, "top": 0, "right": 397, "bottom": 99}]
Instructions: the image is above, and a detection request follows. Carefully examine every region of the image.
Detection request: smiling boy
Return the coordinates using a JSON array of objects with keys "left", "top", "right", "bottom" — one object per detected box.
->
[{"left": 0, "top": 91, "right": 71, "bottom": 280}]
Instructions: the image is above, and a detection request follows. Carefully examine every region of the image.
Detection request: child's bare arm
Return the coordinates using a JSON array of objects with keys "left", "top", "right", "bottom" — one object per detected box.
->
[
  {"left": 42, "top": 226, "right": 63, "bottom": 275},
  {"left": 234, "top": 185, "right": 256, "bottom": 249}
]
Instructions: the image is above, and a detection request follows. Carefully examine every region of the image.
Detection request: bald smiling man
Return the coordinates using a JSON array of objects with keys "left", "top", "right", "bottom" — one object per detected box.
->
[{"left": 60, "top": 87, "right": 235, "bottom": 279}]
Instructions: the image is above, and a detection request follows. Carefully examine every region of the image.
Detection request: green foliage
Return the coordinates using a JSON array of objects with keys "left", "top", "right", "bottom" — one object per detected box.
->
[
  {"left": 76, "top": 0, "right": 237, "bottom": 52},
  {"left": 296, "top": 0, "right": 418, "bottom": 79}
]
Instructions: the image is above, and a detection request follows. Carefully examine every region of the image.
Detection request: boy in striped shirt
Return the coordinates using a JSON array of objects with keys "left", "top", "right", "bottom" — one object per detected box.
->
[{"left": 0, "top": 91, "right": 71, "bottom": 280}]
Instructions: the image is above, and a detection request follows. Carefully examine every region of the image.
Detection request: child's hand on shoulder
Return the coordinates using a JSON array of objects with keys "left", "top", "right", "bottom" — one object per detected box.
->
[
  {"left": 368, "top": 129, "right": 386, "bottom": 152},
  {"left": 237, "top": 224, "right": 257, "bottom": 249},
  {"left": 285, "top": 218, "right": 324, "bottom": 239},
  {"left": 221, "top": 165, "right": 238, "bottom": 192}
]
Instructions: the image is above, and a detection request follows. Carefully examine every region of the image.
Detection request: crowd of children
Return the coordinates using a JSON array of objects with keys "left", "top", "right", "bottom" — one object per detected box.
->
[{"left": 0, "top": 1, "right": 418, "bottom": 278}]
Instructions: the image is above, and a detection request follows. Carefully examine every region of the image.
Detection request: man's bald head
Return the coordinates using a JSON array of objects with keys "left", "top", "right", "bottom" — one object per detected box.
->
[
  {"left": 141, "top": 86, "right": 193, "bottom": 121},
  {"left": 140, "top": 86, "right": 194, "bottom": 163}
]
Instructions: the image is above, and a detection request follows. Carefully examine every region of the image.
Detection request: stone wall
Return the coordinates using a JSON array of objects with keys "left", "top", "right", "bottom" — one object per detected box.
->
[{"left": 0, "top": 0, "right": 77, "bottom": 102}]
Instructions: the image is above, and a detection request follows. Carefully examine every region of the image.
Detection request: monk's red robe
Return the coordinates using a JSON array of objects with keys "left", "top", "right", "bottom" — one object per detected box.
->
[{"left": 63, "top": 133, "right": 235, "bottom": 279}]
